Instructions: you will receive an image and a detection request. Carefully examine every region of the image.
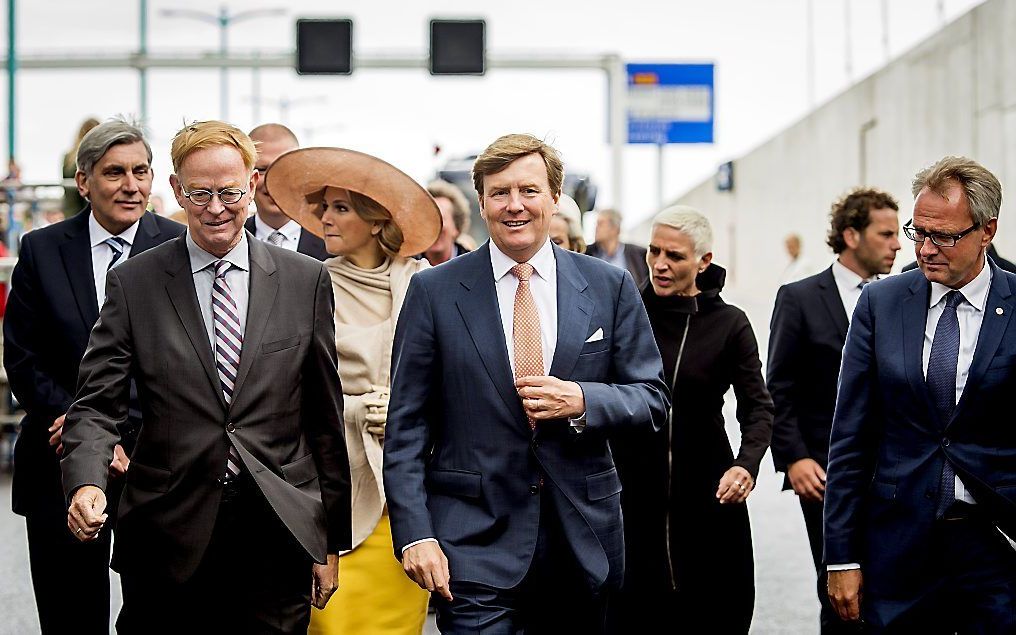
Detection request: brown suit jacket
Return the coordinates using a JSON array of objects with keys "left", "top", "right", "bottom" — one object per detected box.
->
[{"left": 61, "top": 233, "right": 351, "bottom": 583}]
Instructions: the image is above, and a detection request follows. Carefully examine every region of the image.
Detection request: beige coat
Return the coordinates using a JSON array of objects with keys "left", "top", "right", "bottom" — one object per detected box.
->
[{"left": 328, "top": 255, "right": 427, "bottom": 549}]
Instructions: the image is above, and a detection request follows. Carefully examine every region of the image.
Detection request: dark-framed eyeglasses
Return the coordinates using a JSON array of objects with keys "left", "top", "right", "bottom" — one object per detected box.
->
[
  {"left": 902, "top": 220, "right": 979, "bottom": 247},
  {"left": 180, "top": 186, "right": 247, "bottom": 207}
]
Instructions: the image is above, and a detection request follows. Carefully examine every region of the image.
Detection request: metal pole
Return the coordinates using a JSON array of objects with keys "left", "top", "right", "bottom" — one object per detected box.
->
[
  {"left": 219, "top": 5, "right": 228, "bottom": 120},
  {"left": 881, "top": 0, "right": 889, "bottom": 61},
  {"left": 251, "top": 52, "right": 260, "bottom": 124},
  {"left": 139, "top": 0, "right": 148, "bottom": 122},
  {"left": 938, "top": 0, "right": 946, "bottom": 24},
  {"left": 607, "top": 54, "right": 625, "bottom": 211},
  {"left": 7, "top": 0, "right": 15, "bottom": 164},
  {"left": 844, "top": 0, "right": 853, "bottom": 81}
]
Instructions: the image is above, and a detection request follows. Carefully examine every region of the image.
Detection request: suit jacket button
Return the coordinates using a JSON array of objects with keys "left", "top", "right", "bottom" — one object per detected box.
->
[
  {"left": 529, "top": 484, "right": 539, "bottom": 494},
  {"left": 226, "top": 422, "right": 236, "bottom": 433},
  {"left": 942, "top": 437, "right": 950, "bottom": 447}
]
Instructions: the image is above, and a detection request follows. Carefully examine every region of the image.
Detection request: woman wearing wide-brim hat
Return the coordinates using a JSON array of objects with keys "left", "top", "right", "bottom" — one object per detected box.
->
[{"left": 267, "top": 147, "right": 441, "bottom": 635}]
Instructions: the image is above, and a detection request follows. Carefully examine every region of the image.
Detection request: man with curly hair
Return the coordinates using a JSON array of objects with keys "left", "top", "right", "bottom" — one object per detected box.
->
[{"left": 767, "top": 187, "right": 901, "bottom": 634}]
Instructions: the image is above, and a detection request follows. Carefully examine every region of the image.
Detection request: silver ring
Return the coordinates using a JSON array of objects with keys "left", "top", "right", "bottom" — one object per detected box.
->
[
  {"left": 739, "top": 485, "right": 746, "bottom": 491},
  {"left": 75, "top": 527, "right": 83, "bottom": 535},
  {"left": 733, "top": 481, "right": 741, "bottom": 486}
]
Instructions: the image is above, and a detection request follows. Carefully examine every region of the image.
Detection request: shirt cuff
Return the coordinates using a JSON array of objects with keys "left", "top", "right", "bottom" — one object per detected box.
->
[
  {"left": 569, "top": 412, "right": 587, "bottom": 433},
  {"left": 401, "top": 537, "right": 438, "bottom": 554},
  {"left": 827, "top": 563, "right": 861, "bottom": 572}
]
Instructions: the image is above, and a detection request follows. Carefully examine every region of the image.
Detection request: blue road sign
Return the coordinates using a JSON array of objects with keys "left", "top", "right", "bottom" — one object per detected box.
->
[{"left": 627, "top": 63, "right": 714, "bottom": 144}]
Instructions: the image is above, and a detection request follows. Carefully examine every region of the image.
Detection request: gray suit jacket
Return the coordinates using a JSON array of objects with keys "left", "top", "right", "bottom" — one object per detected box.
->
[{"left": 61, "top": 233, "right": 351, "bottom": 583}]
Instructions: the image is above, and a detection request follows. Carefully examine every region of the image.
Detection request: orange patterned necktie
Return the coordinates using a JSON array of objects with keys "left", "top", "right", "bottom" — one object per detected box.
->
[{"left": 511, "top": 263, "right": 544, "bottom": 430}]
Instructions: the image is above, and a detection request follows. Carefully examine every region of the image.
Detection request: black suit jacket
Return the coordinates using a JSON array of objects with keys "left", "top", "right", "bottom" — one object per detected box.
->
[
  {"left": 244, "top": 215, "right": 329, "bottom": 261},
  {"left": 4, "top": 209, "right": 185, "bottom": 516},
  {"left": 586, "top": 241, "right": 650, "bottom": 288},
  {"left": 767, "top": 266, "right": 848, "bottom": 486},
  {"left": 60, "top": 235, "right": 351, "bottom": 583}
]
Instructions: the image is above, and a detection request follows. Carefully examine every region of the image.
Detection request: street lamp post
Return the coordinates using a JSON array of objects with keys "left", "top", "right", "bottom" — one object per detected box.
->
[{"left": 161, "top": 5, "right": 284, "bottom": 120}]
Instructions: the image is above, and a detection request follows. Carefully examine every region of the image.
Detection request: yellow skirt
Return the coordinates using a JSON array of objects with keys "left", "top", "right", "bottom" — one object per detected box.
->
[{"left": 309, "top": 513, "right": 430, "bottom": 635}]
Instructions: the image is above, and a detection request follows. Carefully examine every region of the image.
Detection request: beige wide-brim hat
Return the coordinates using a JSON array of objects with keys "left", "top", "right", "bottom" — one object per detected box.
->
[{"left": 265, "top": 147, "right": 441, "bottom": 257}]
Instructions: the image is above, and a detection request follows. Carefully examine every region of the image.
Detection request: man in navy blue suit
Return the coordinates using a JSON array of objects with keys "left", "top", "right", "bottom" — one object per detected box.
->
[
  {"left": 825, "top": 156, "right": 1016, "bottom": 632},
  {"left": 384, "top": 133, "right": 669, "bottom": 634}
]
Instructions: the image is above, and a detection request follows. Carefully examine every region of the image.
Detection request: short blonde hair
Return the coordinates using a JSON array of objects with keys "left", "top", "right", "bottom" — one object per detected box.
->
[
  {"left": 652, "top": 205, "right": 713, "bottom": 258},
  {"left": 170, "top": 120, "right": 257, "bottom": 173},
  {"left": 912, "top": 156, "right": 1002, "bottom": 226},
  {"left": 472, "top": 134, "right": 563, "bottom": 199}
]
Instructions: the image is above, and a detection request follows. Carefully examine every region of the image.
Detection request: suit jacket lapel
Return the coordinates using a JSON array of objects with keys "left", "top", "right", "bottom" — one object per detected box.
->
[
  {"left": 549, "top": 246, "right": 593, "bottom": 379},
  {"left": 164, "top": 237, "right": 226, "bottom": 411},
  {"left": 127, "top": 211, "right": 162, "bottom": 257},
  {"left": 455, "top": 245, "right": 526, "bottom": 421},
  {"left": 817, "top": 267, "right": 849, "bottom": 339},
  {"left": 951, "top": 261, "right": 1014, "bottom": 428},
  {"left": 229, "top": 238, "right": 278, "bottom": 408},
  {"left": 902, "top": 273, "right": 938, "bottom": 425},
  {"left": 59, "top": 210, "right": 100, "bottom": 328}
]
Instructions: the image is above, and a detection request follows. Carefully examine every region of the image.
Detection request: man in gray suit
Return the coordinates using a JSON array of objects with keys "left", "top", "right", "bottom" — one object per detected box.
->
[{"left": 61, "top": 120, "right": 350, "bottom": 633}]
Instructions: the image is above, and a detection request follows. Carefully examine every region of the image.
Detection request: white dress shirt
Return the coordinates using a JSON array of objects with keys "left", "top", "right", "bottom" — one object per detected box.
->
[
  {"left": 490, "top": 238, "right": 558, "bottom": 375},
  {"left": 923, "top": 256, "right": 991, "bottom": 506},
  {"left": 253, "top": 214, "right": 302, "bottom": 252},
  {"left": 186, "top": 231, "right": 250, "bottom": 349},
  {"left": 89, "top": 212, "right": 141, "bottom": 306},
  {"left": 831, "top": 259, "right": 874, "bottom": 322}
]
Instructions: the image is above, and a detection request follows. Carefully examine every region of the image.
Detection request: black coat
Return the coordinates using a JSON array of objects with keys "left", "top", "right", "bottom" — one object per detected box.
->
[
  {"left": 4, "top": 209, "right": 185, "bottom": 517},
  {"left": 767, "top": 266, "right": 848, "bottom": 487},
  {"left": 609, "top": 264, "right": 773, "bottom": 633}
]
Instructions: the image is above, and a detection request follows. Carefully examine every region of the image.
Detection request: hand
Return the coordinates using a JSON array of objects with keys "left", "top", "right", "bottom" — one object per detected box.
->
[
  {"left": 48, "top": 414, "right": 66, "bottom": 455},
  {"left": 311, "top": 553, "right": 340, "bottom": 609},
  {"left": 516, "top": 376, "right": 585, "bottom": 420},
  {"left": 363, "top": 386, "right": 389, "bottom": 438},
  {"left": 108, "top": 444, "right": 130, "bottom": 478},
  {"left": 67, "top": 485, "right": 108, "bottom": 542},
  {"left": 716, "top": 466, "right": 754, "bottom": 504},
  {"left": 787, "top": 458, "right": 826, "bottom": 502},
  {"left": 828, "top": 569, "right": 863, "bottom": 622},
  {"left": 403, "top": 541, "right": 453, "bottom": 601}
]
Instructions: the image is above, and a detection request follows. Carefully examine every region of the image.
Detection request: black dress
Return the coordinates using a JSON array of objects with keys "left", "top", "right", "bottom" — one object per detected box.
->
[{"left": 608, "top": 264, "right": 774, "bottom": 634}]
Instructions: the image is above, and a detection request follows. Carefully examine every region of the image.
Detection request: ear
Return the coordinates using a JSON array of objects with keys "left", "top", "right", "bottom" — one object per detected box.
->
[
  {"left": 371, "top": 223, "right": 382, "bottom": 236},
  {"left": 249, "top": 168, "right": 261, "bottom": 194},
  {"left": 982, "top": 217, "right": 998, "bottom": 248},
  {"left": 843, "top": 227, "right": 860, "bottom": 250},
  {"left": 169, "top": 174, "right": 186, "bottom": 208},
  {"left": 552, "top": 190, "right": 560, "bottom": 205},
  {"left": 699, "top": 252, "right": 714, "bottom": 272},
  {"left": 75, "top": 170, "right": 89, "bottom": 200}
]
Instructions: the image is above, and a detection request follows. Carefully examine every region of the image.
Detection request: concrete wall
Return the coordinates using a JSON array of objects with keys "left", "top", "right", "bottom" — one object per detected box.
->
[{"left": 632, "top": 0, "right": 1016, "bottom": 330}]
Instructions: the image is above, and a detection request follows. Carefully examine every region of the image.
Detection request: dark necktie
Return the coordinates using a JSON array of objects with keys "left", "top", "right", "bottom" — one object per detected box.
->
[
  {"left": 105, "top": 237, "right": 128, "bottom": 270},
  {"left": 212, "top": 260, "right": 244, "bottom": 480},
  {"left": 927, "top": 290, "right": 963, "bottom": 517}
]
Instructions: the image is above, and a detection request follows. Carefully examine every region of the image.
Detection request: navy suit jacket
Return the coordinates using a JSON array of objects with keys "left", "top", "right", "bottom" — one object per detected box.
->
[
  {"left": 244, "top": 215, "right": 329, "bottom": 261},
  {"left": 383, "top": 242, "right": 669, "bottom": 591},
  {"left": 3, "top": 209, "right": 184, "bottom": 516},
  {"left": 825, "top": 260, "right": 1016, "bottom": 613},
  {"left": 768, "top": 266, "right": 849, "bottom": 486}
]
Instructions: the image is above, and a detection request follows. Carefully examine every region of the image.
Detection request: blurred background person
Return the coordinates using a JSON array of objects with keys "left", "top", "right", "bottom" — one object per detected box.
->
[
  {"left": 268, "top": 147, "right": 441, "bottom": 635},
  {"left": 779, "top": 232, "right": 815, "bottom": 284},
  {"left": 147, "top": 193, "right": 166, "bottom": 216},
  {"left": 246, "top": 123, "right": 329, "bottom": 260},
  {"left": 423, "top": 179, "right": 472, "bottom": 264},
  {"left": 551, "top": 193, "right": 586, "bottom": 253},
  {"left": 609, "top": 205, "right": 773, "bottom": 634},
  {"left": 768, "top": 187, "right": 900, "bottom": 634},
  {"left": 61, "top": 117, "right": 99, "bottom": 218},
  {"left": 586, "top": 207, "right": 649, "bottom": 287}
]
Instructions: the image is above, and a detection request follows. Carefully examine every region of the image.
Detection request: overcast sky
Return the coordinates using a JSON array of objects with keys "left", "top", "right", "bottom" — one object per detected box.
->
[{"left": 2, "top": 0, "right": 985, "bottom": 227}]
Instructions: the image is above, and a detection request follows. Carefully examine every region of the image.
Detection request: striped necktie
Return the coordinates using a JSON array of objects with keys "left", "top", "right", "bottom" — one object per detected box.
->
[
  {"left": 267, "top": 231, "right": 285, "bottom": 246},
  {"left": 105, "top": 237, "right": 128, "bottom": 270},
  {"left": 212, "top": 260, "right": 244, "bottom": 480}
]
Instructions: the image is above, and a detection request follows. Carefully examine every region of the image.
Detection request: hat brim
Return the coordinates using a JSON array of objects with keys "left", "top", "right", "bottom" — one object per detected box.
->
[{"left": 264, "top": 147, "right": 441, "bottom": 257}]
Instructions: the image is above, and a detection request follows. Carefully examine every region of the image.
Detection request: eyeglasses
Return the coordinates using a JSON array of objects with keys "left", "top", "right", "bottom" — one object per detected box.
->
[
  {"left": 902, "top": 220, "right": 979, "bottom": 247},
  {"left": 180, "top": 186, "right": 247, "bottom": 206}
]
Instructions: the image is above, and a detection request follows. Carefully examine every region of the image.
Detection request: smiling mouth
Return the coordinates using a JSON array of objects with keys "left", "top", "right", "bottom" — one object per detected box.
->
[
  {"left": 503, "top": 220, "right": 529, "bottom": 228},
  {"left": 206, "top": 218, "right": 232, "bottom": 227}
]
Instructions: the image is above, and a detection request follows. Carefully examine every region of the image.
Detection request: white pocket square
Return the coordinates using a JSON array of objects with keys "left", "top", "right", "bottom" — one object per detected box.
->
[{"left": 584, "top": 328, "right": 604, "bottom": 343}]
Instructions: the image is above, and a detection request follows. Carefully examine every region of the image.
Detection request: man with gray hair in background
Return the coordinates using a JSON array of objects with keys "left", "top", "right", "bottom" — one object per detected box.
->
[
  {"left": 424, "top": 179, "right": 473, "bottom": 264},
  {"left": 586, "top": 208, "right": 650, "bottom": 287},
  {"left": 3, "top": 117, "right": 184, "bottom": 632}
]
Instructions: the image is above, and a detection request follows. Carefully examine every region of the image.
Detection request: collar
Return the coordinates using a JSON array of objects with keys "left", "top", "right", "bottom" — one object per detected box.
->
[
  {"left": 929, "top": 254, "right": 991, "bottom": 311},
  {"left": 254, "top": 214, "right": 301, "bottom": 241},
  {"left": 831, "top": 258, "right": 873, "bottom": 293},
  {"left": 489, "top": 237, "right": 556, "bottom": 283},
  {"left": 88, "top": 210, "right": 141, "bottom": 248},
  {"left": 186, "top": 230, "right": 250, "bottom": 275}
]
